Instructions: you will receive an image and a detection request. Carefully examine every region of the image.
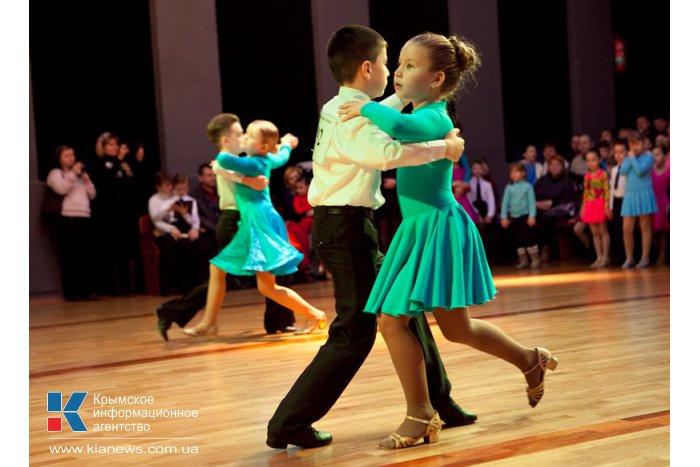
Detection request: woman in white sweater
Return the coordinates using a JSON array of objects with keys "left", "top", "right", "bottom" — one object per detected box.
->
[{"left": 46, "top": 145, "right": 98, "bottom": 301}]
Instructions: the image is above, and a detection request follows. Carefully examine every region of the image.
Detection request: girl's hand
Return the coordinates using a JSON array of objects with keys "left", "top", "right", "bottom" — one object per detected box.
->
[
  {"left": 72, "top": 162, "right": 85, "bottom": 175},
  {"left": 500, "top": 218, "right": 510, "bottom": 229},
  {"left": 173, "top": 203, "right": 188, "bottom": 216},
  {"left": 338, "top": 100, "right": 369, "bottom": 122},
  {"left": 605, "top": 207, "right": 612, "bottom": 220},
  {"left": 280, "top": 133, "right": 299, "bottom": 149},
  {"left": 527, "top": 217, "right": 536, "bottom": 227},
  {"left": 81, "top": 172, "right": 91, "bottom": 183}
]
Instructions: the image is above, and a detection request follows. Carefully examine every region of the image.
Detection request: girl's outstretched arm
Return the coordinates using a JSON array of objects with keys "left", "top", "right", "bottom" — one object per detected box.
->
[{"left": 216, "top": 153, "right": 267, "bottom": 177}]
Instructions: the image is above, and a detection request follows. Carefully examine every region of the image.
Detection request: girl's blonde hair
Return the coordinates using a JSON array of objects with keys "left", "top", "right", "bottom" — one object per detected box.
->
[{"left": 408, "top": 33, "right": 481, "bottom": 100}]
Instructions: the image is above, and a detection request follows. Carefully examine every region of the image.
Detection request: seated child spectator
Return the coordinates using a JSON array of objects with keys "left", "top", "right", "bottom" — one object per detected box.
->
[
  {"left": 522, "top": 144, "right": 544, "bottom": 184},
  {"left": 148, "top": 173, "right": 206, "bottom": 294},
  {"left": 543, "top": 142, "right": 569, "bottom": 174}
]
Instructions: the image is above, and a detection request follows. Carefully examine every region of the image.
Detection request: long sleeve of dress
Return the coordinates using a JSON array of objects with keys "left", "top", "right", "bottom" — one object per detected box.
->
[
  {"left": 265, "top": 146, "right": 292, "bottom": 170},
  {"left": 620, "top": 154, "right": 653, "bottom": 177},
  {"left": 217, "top": 153, "right": 268, "bottom": 177},
  {"left": 603, "top": 172, "right": 610, "bottom": 206},
  {"left": 361, "top": 101, "right": 450, "bottom": 142}
]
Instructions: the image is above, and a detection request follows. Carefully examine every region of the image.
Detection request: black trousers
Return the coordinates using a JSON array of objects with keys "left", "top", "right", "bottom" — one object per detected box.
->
[
  {"left": 608, "top": 198, "right": 625, "bottom": 264},
  {"left": 510, "top": 215, "right": 537, "bottom": 248},
  {"left": 58, "top": 216, "right": 96, "bottom": 299},
  {"left": 268, "top": 208, "right": 455, "bottom": 434},
  {"left": 157, "top": 210, "right": 295, "bottom": 330}
]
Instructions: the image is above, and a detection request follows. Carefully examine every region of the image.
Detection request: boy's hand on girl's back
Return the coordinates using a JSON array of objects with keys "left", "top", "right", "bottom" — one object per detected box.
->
[
  {"left": 242, "top": 175, "right": 269, "bottom": 192},
  {"left": 444, "top": 129, "right": 465, "bottom": 162},
  {"left": 280, "top": 133, "right": 299, "bottom": 149}
]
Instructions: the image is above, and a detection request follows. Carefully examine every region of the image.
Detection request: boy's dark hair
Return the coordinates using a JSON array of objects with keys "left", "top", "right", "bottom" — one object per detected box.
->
[
  {"left": 327, "top": 25, "right": 387, "bottom": 84},
  {"left": 471, "top": 158, "right": 484, "bottom": 167},
  {"left": 172, "top": 173, "right": 188, "bottom": 186},
  {"left": 206, "top": 113, "right": 240, "bottom": 147},
  {"left": 153, "top": 172, "right": 171, "bottom": 188},
  {"left": 198, "top": 163, "right": 211, "bottom": 176},
  {"left": 509, "top": 161, "right": 526, "bottom": 174}
]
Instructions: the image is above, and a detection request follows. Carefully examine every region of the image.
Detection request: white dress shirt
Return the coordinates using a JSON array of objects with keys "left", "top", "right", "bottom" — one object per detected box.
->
[
  {"left": 609, "top": 164, "right": 628, "bottom": 209},
  {"left": 308, "top": 87, "right": 448, "bottom": 209},
  {"left": 211, "top": 161, "right": 244, "bottom": 211},
  {"left": 148, "top": 192, "right": 200, "bottom": 234},
  {"left": 467, "top": 177, "right": 496, "bottom": 218}
]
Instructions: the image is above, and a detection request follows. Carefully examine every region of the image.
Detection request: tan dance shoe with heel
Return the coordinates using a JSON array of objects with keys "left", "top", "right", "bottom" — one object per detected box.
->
[
  {"left": 378, "top": 411, "right": 444, "bottom": 449},
  {"left": 182, "top": 323, "right": 218, "bottom": 338},
  {"left": 523, "top": 347, "right": 558, "bottom": 408}
]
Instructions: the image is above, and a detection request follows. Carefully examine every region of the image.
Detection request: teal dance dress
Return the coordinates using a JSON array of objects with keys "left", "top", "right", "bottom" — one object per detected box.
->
[
  {"left": 361, "top": 101, "right": 497, "bottom": 317},
  {"left": 620, "top": 152, "right": 658, "bottom": 217},
  {"left": 210, "top": 146, "right": 302, "bottom": 276}
]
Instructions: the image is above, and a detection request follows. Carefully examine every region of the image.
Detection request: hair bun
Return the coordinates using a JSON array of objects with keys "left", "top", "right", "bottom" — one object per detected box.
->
[{"left": 448, "top": 36, "right": 481, "bottom": 74}]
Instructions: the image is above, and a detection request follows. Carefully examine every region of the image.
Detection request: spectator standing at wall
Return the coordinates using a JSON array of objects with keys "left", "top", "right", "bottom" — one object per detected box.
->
[
  {"left": 46, "top": 145, "right": 98, "bottom": 301},
  {"left": 92, "top": 131, "right": 139, "bottom": 296}
]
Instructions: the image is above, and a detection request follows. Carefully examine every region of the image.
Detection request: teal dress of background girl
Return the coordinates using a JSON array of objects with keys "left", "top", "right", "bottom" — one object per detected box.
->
[
  {"left": 211, "top": 146, "right": 302, "bottom": 276},
  {"left": 361, "top": 101, "right": 497, "bottom": 317},
  {"left": 620, "top": 151, "right": 658, "bottom": 217}
]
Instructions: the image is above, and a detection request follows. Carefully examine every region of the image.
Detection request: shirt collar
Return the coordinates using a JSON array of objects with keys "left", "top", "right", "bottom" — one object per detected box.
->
[{"left": 339, "top": 86, "right": 371, "bottom": 101}]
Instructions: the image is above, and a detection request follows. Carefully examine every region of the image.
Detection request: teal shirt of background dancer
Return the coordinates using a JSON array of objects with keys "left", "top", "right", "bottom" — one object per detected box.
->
[{"left": 501, "top": 180, "right": 536, "bottom": 219}]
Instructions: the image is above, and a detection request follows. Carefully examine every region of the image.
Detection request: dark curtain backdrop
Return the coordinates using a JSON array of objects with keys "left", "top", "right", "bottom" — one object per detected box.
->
[
  {"left": 215, "top": 0, "right": 318, "bottom": 203},
  {"left": 30, "top": 0, "right": 160, "bottom": 180}
]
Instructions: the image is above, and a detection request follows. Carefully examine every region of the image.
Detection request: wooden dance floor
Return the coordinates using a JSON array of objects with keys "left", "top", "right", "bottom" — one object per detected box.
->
[{"left": 29, "top": 263, "right": 670, "bottom": 465}]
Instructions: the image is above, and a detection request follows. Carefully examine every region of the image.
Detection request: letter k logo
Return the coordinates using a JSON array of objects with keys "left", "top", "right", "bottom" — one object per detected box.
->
[{"left": 47, "top": 392, "right": 87, "bottom": 432}]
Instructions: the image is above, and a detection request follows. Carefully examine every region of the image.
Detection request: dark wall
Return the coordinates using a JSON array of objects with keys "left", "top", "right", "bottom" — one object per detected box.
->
[
  {"left": 611, "top": 0, "right": 670, "bottom": 126},
  {"left": 29, "top": 1, "right": 160, "bottom": 179},
  {"left": 215, "top": 0, "right": 318, "bottom": 198},
  {"left": 369, "top": 0, "right": 450, "bottom": 102},
  {"left": 497, "top": 0, "right": 572, "bottom": 161}
]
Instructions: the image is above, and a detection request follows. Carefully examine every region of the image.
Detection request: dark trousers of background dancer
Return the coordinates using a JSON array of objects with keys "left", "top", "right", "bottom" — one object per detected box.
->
[
  {"left": 267, "top": 208, "right": 469, "bottom": 446},
  {"left": 156, "top": 210, "right": 295, "bottom": 340},
  {"left": 608, "top": 197, "right": 625, "bottom": 265}
]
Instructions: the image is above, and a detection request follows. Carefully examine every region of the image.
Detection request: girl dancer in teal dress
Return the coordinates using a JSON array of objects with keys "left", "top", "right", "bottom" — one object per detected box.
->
[
  {"left": 184, "top": 120, "right": 327, "bottom": 336},
  {"left": 340, "top": 33, "right": 558, "bottom": 449}
]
